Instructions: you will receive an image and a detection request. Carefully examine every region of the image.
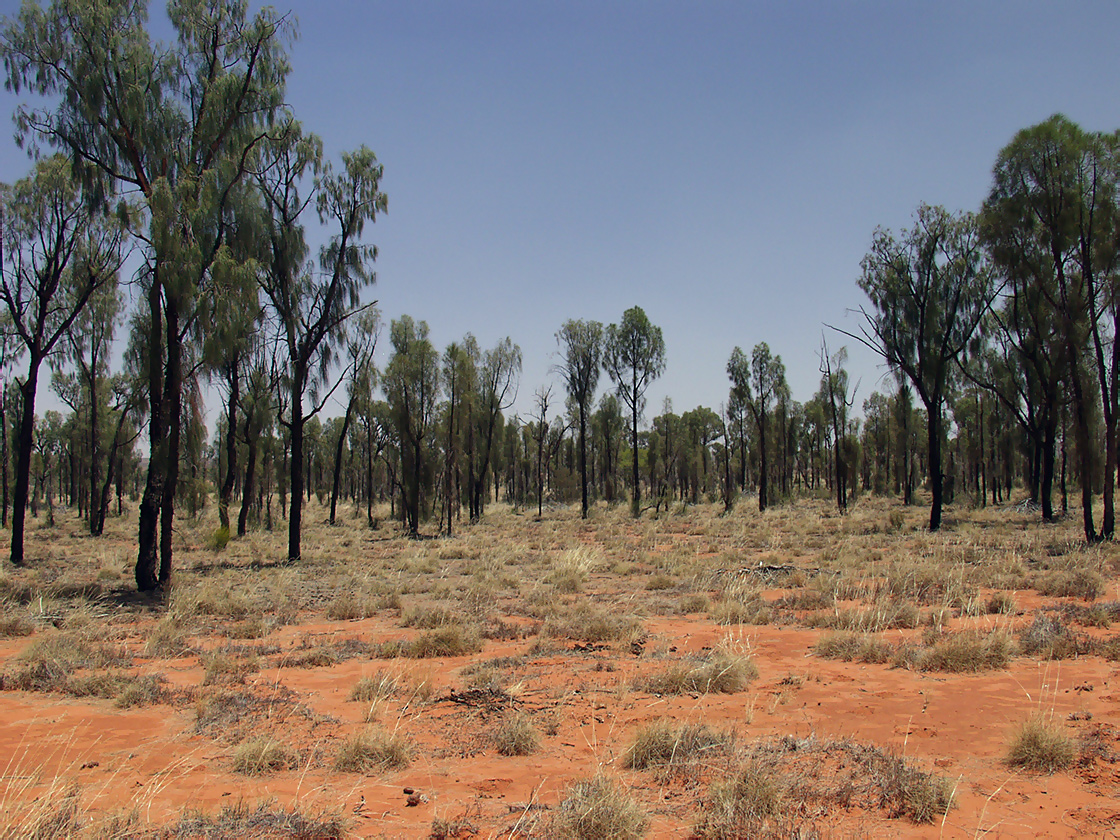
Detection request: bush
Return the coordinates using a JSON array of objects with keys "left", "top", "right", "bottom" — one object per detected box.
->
[
  {"left": 634, "top": 650, "right": 757, "bottom": 695},
  {"left": 232, "top": 737, "right": 299, "bottom": 775},
  {"left": 1005, "top": 717, "right": 1075, "bottom": 773},
  {"left": 493, "top": 712, "right": 539, "bottom": 756},
  {"left": 333, "top": 727, "right": 412, "bottom": 773},
  {"left": 622, "top": 720, "right": 734, "bottom": 776},
  {"left": 350, "top": 671, "right": 399, "bottom": 703},
  {"left": 207, "top": 525, "right": 231, "bottom": 551},
  {"left": 547, "top": 774, "right": 649, "bottom": 839},
  {"left": 695, "top": 760, "right": 784, "bottom": 838},
  {"left": 899, "top": 629, "right": 1013, "bottom": 673},
  {"left": 1018, "top": 612, "right": 1094, "bottom": 660},
  {"left": 541, "top": 603, "right": 643, "bottom": 643},
  {"left": 1037, "top": 569, "right": 1104, "bottom": 601},
  {"left": 814, "top": 631, "right": 892, "bottom": 664}
]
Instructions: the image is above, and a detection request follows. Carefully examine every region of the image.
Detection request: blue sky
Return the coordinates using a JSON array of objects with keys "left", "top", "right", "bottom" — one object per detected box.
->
[{"left": 2, "top": 0, "right": 1120, "bottom": 426}]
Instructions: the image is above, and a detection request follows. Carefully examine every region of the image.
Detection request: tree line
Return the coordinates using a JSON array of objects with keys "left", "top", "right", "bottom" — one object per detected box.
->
[{"left": 0, "top": 3, "right": 1114, "bottom": 593}]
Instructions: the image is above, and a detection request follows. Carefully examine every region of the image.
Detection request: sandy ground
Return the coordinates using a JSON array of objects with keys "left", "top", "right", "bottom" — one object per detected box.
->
[{"left": 2, "top": 498, "right": 1120, "bottom": 838}]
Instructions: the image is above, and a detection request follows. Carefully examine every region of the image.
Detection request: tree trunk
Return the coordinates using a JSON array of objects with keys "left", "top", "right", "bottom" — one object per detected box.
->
[
  {"left": 219, "top": 361, "right": 239, "bottom": 532},
  {"left": 87, "top": 357, "right": 100, "bottom": 536},
  {"left": 757, "top": 416, "right": 768, "bottom": 513},
  {"left": 1070, "top": 363, "right": 1098, "bottom": 541},
  {"left": 136, "top": 281, "right": 166, "bottom": 591},
  {"left": 578, "top": 406, "right": 589, "bottom": 518},
  {"left": 1, "top": 385, "right": 8, "bottom": 529},
  {"left": 10, "top": 365, "right": 39, "bottom": 565},
  {"left": 288, "top": 378, "right": 305, "bottom": 562},
  {"left": 238, "top": 434, "right": 257, "bottom": 537},
  {"left": 927, "top": 404, "right": 943, "bottom": 532},
  {"left": 329, "top": 397, "right": 355, "bottom": 525},
  {"left": 630, "top": 394, "right": 640, "bottom": 517}
]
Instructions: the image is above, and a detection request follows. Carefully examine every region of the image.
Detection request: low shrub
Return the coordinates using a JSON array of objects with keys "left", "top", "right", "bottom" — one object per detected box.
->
[
  {"left": 1005, "top": 716, "right": 1075, "bottom": 773},
  {"left": 634, "top": 649, "right": 757, "bottom": 695},
  {"left": 622, "top": 719, "right": 734, "bottom": 777},
  {"left": 333, "top": 727, "right": 412, "bottom": 773},
  {"left": 232, "top": 737, "right": 299, "bottom": 775},
  {"left": 493, "top": 712, "right": 539, "bottom": 756},
  {"left": 547, "top": 774, "right": 649, "bottom": 840}
]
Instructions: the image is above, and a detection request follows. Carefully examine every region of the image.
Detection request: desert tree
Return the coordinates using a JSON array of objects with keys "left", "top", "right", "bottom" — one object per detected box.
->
[
  {"left": 237, "top": 349, "right": 275, "bottom": 536},
  {"left": 593, "top": 392, "right": 624, "bottom": 503},
  {"left": 650, "top": 400, "right": 682, "bottom": 509},
  {"left": 727, "top": 342, "right": 785, "bottom": 512},
  {"left": 57, "top": 281, "right": 123, "bottom": 534},
  {"left": 983, "top": 115, "right": 1119, "bottom": 540},
  {"left": 328, "top": 308, "right": 379, "bottom": 525},
  {"left": 0, "top": 155, "right": 123, "bottom": 564},
  {"left": 530, "top": 385, "right": 553, "bottom": 517},
  {"left": 440, "top": 340, "right": 473, "bottom": 535},
  {"left": 384, "top": 316, "right": 439, "bottom": 536},
  {"left": 555, "top": 318, "right": 602, "bottom": 518},
  {"left": 467, "top": 337, "right": 521, "bottom": 522},
  {"left": 2, "top": 0, "right": 294, "bottom": 588},
  {"left": 254, "top": 122, "right": 386, "bottom": 561},
  {"left": 203, "top": 256, "right": 261, "bottom": 535},
  {"left": 819, "top": 340, "right": 856, "bottom": 514},
  {"left": 849, "top": 203, "right": 994, "bottom": 532},
  {"left": 604, "top": 306, "right": 665, "bottom": 516}
]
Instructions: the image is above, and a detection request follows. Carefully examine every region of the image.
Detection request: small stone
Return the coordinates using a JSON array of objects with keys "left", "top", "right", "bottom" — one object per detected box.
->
[
  {"left": 403, "top": 787, "right": 415, "bottom": 795},
  {"left": 406, "top": 792, "right": 422, "bottom": 807}
]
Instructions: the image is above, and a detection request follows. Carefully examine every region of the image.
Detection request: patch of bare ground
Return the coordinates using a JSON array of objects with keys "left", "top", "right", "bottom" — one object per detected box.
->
[{"left": 2, "top": 494, "right": 1120, "bottom": 837}]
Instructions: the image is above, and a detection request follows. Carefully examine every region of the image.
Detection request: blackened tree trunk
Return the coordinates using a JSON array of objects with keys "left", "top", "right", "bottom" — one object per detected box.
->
[
  {"left": 927, "top": 405, "right": 944, "bottom": 532},
  {"left": 136, "top": 283, "right": 166, "bottom": 591},
  {"left": 288, "top": 380, "right": 305, "bottom": 562},
  {"left": 219, "top": 360, "right": 240, "bottom": 531},
  {"left": 10, "top": 368, "right": 38, "bottom": 565},
  {"left": 329, "top": 397, "right": 356, "bottom": 525}
]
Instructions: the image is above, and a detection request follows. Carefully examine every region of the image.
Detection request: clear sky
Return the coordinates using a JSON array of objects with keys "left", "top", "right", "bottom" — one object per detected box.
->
[{"left": 2, "top": 0, "right": 1120, "bottom": 427}]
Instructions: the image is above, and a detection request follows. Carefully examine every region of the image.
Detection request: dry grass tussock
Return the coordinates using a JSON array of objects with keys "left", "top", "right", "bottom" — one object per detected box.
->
[
  {"left": 333, "top": 726, "right": 412, "bottom": 774},
  {"left": 1005, "top": 715, "right": 1076, "bottom": 773},
  {"left": 695, "top": 735, "right": 955, "bottom": 837},
  {"left": 545, "top": 773, "right": 650, "bottom": 840},
  {"left": 634, "top": 646, "right": 757, "bottom": 695}
]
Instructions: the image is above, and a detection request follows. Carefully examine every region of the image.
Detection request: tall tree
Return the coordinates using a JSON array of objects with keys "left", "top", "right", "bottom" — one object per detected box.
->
[
  {"left": 60, "top": 282, "right": 123, "bottom": 536},
  {"left": 555, "top": 319, "right": 602, "bottom": 519},
  {"left": 594, "top": 393, "right": 623, "bottom": 503},
  {"left": 530, "top": 385, "right": 553, "bottom": 517},
  {"left": 983, "top": 115, "right": 1119, "bottom": 541},
  {"left": 255, "top": 124, "right": 386, "bottom": 561},
  {"left": 328, "top": 309, "right": 379, "bottom": 525},
  {"left": 851, "top": 203, "right": 994, "bottom": 531},
  {"left": 237, "top": 349, "right": 275, "bottom": 537},
  {"left": 440, "top": 341, "right": 473, "bottom": 536},
  {"left": 2, "top": 0, "right": 293, "bottom": 588},
  {"left": 384, "top": 316, "right": 439, "bottom": 536},
  {"left": 727, "top": 343, "right": 785, "bottom": 512},
  {"left": 468, "top": 337, "right": 521, "bottom": 522},
  {"left": 0, "top": 155, "right": 122, "bottom": 564},
  {"left": 819, "top": 340, "right": 855, "bottom": 514},
  {"left": 604, "top": 306, "right": 666, "bottom": 516}
]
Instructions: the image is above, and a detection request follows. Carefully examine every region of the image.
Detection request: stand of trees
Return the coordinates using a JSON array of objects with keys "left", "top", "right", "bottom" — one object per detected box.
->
[{"left": 0, "top": 4, "right": 1114, "bottom": 592}]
